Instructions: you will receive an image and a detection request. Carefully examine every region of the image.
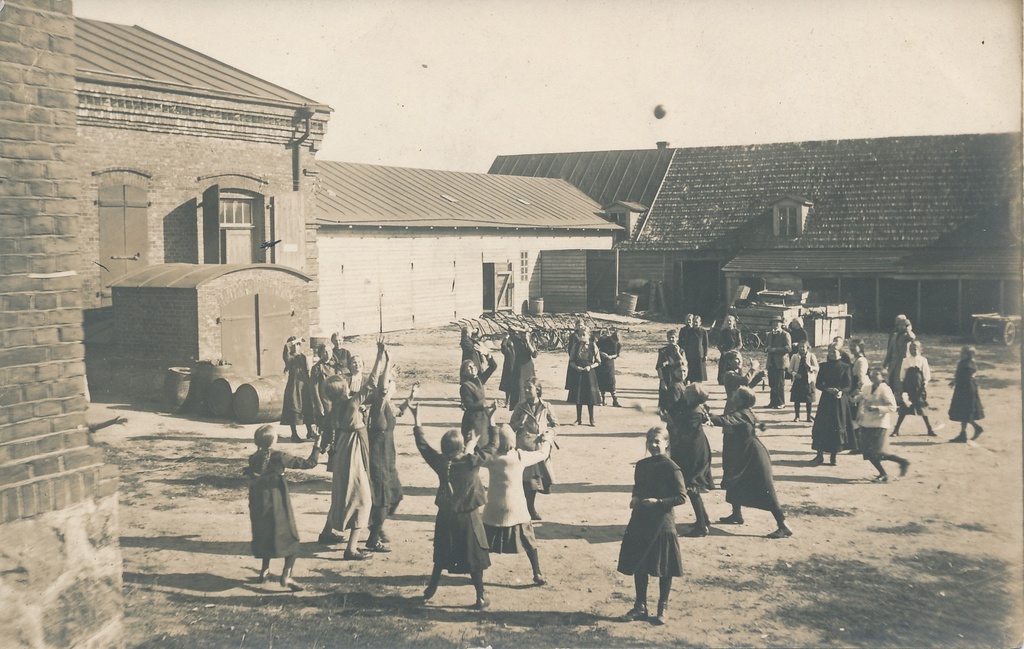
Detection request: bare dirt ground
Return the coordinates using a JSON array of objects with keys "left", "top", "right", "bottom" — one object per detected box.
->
[{"left": 90, "top": 320, "right": 1024, "bottom": 648}]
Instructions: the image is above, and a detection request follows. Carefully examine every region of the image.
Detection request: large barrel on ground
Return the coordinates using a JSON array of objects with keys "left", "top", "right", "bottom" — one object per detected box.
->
[
  {"left": 616, "top": 293, "right": 639, "bottom": 316},
  {"left": 163, "top": 367, "right": 191, "bottom": 412},
  {"left": 208, "top": 376, "right": 244, "bottom": 418},
  {"left": 233, "top": 378, "right": 286, "bottom": 424},
  {"left": 182, "top": 361, "right": 234, "bottom": 414},
  {"left": 529, "top": 297, "right": 545, "bottom": 316}
]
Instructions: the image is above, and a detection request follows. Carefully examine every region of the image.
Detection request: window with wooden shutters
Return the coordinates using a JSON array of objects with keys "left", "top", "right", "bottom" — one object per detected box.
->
[
  {"left": 98, "top": 184, "right": 148, "bottom": 297},
  {"left": 201, "top": 185, "right": 266, "bottom": 264}
]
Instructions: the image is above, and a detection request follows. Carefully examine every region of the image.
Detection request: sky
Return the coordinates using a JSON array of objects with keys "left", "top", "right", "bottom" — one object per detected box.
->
[{"left": 73, "top": 0, "right": 1021, "bottom": 173}]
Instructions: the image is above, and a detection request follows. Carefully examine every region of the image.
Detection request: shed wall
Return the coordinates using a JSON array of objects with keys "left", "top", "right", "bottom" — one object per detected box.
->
[{"left": 318, "top": 231, "right": 613, "bottom": 335}]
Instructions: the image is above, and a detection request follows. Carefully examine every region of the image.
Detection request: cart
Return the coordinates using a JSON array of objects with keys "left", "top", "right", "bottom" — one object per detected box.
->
[{"left": 971, "top": 312, "right": 1020, "bottom": 346}]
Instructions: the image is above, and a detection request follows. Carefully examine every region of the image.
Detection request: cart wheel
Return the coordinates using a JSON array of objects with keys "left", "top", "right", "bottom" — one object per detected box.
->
[
  {"left": 972, "top": 319, "right": 984, "bottom": 343},
  {"left": 1001, "top": 321, "right": 1016, "bottom": 346}
]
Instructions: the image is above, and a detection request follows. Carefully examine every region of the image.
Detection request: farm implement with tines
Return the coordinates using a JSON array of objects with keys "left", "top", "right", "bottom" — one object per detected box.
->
[{"left": 451, "top": 312, "right": 600, "bottom": 351}]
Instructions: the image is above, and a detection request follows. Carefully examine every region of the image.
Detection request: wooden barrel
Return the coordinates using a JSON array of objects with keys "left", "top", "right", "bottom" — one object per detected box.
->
[
  {"left": 163, "top": 367, "right": 191, "bottom": 412},
  {"left": 208, "top": 376, "right": 244, "bottom": 418},
  {"left": 233, "top": 378, "right": 286, "bottom": 424},
  {"left": 183, "top": 361, "right": 234, "bottom": 414}
]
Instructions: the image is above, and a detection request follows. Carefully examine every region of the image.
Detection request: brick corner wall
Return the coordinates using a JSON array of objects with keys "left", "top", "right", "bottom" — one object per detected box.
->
[{"left": 0, "top": 1, "right": 125, "bottom": 646}]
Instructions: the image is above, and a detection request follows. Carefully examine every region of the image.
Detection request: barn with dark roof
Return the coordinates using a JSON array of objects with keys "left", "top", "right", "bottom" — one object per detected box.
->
[{"left": 490, "top": 133, "right": 1022, "bottom": 332}]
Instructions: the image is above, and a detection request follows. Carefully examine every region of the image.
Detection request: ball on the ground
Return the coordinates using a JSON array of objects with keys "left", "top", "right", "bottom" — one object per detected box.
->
[{"left": 653, "top": 104, "right": 666, "bottom": 119}]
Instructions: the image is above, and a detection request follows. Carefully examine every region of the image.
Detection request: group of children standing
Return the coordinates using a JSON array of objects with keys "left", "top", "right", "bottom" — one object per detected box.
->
[{"left": 245, "top": 315, "right": 987, "bottom": 621}]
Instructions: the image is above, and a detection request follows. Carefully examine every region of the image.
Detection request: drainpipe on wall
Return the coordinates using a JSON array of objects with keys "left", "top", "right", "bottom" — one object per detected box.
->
[{"left": 291, "top": 105, "right": 315, "bottom": 191}]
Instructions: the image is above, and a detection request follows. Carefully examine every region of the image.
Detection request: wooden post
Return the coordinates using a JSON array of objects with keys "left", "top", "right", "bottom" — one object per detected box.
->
[
  {"left": 874, "top": 277, "right": 881, "bottom": 330},
  {"left": 837, "top": 276, "right": 842, "bottom": 302},
  {"left": 999, "top": 279, "right": 1006, "bottom": 314},
  {"left": 915, "top": 280, "right": 922, "bottom": 327},
  {"left": 614, "top": 248, "right": 620, "bottom": 299},
  {"left": 956, "top": 279, "right": 963, "bottom": 333}
]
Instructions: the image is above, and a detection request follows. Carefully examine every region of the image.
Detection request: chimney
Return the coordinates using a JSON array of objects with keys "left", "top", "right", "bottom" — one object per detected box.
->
[{"left": 656, "top": 141, "right": 670, "bottom": 150}]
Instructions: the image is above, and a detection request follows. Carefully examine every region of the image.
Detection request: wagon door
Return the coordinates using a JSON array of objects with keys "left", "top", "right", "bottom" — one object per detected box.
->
[
  {"left": 221, "top": 295, "right": 258, "bottom": 375},
  {"left": 257, "top": 294, "right": 293, "bottom": 377}
]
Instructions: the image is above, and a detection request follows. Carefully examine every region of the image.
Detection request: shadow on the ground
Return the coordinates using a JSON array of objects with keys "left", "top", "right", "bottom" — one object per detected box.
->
[
  {"left": 121, "top": 535, "right": 250, "bottom": 556},
  {"left": 774, "top": 474, "right": 861, "bottom": 485},
  {"left": 552, "top": 482, "right": 632, "bottom": 494},
  {"left": 533, "top": 521, "right": 625, "bottom": 544}
]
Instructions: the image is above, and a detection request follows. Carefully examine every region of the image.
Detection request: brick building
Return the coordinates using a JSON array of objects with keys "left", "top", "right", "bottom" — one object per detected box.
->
[
  {"left": 69, "top": 18, "right": 332, "bottom": 397},
  {"left": 1, "top": 1, "right": 122, "bottom": 646}
]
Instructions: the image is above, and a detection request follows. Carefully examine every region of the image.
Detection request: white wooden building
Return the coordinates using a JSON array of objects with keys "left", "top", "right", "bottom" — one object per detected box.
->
[{"left": 314, "top": 162, "right": 619, "bottom": 335}]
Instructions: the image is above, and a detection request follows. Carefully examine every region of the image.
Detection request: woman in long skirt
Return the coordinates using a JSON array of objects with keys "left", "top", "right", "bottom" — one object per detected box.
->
[
  {"left": 656, "top": 330, "right": 687, "bottom": 412},
  {"left": 708, "top": 387, "right": 792, "bottom": 539},
  {"left": 567, "top": 328, "right": 602, "bottom": 425},
  {"left": 811, "top": 345, "right": 852, "bottom": 466},
  {"left": 949, "top": 345, "right": 985, "bottom": 442},
  {"left": 788, "top": 340, "right": 818, "bottom": 423},
  {"left": 617, "top": 427, "right": 685, "bottom": 625},
  {"left": 510, "top": 378, "right": 559, "bottom": 520},
  {"left": 716, "top": 315, "right": 743, "bottom": 386},
  {"left": 662, "top": 383, "right": 714, "bottom": 537},
  {"left": 460, "top": 352, "right": 498, "bottom": 443},
  {"left": 679, "top": 314, "right": 707, "bottom": 384},
  {"left": 852, "top": 367, "right": 910, "bottom": 481},
  {"left": 281, "top": 337, "right": 315, "bottom": 442}
]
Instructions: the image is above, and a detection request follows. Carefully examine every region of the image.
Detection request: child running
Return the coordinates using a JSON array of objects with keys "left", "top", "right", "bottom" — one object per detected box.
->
[
  {"left": 411, "top": 403, "right": 493, "bottom": 610},
  {"left": 481, "top": 422, "right": 553, "bottom": 586},
  {"left": 949, "top": 345, "right": 985, "bottom": 443},
  {"left": 853, "top": 367, "right": 910, "bottom": 481},
  {"left": 244, "top": 424, "right": 321, "bottom": 591},
  {"left": 891, "top": 340, "right": 936, "bottom": 437},
  {"left": 708, "top": 387, "right": 793, "bottom": 539},
  {"left": 617, "top": 426, "right": 686, "bottom": 626}
]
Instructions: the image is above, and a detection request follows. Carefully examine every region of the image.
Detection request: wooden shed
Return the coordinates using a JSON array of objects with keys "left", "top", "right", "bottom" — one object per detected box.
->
[{"left": 95, "top": 264, "right": 311, "bottom": 400}]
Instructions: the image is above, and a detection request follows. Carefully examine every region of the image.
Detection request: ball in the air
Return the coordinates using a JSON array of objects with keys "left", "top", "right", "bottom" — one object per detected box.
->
[{"left": 653, "top": 104, "right": 666, "bottom": 119}]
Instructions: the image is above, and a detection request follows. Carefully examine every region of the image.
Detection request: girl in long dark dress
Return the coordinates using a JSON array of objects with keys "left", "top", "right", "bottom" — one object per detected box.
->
[
  {"left": 720, "top": 351, "right": 764, "bottom": 407},
  {"left": 662, "top": 383, "right": 713, "bottom": 537},
  {"left": 411, "top": 404, "right": 493, "bottom": 610},
  {"left": 693, "top": 316, "right": 710, "bottom": 383},
  {"left": 656, "top": 330, "right": 687, "bottom": 412},
  {"left": 365, "top": 349, "right": 404, "bottom": 552},
  {"left": 564, "top": 321, "right": 586, "bottom": 390},
  {"left": 508, "top": 328, "right": 538, "bottom": 410},
  {"left": 596, "top": 329, "right": 622, "bottom": 407},
  {"left": 567, "top": 329, "right": 602, "bottom": 426},
  {"left": 460, "top": 353, "right": 498, "bottom": 443},
  {"left": 716, "top": 315, "right": 743, "bottom": 386},
  {"left": 245, "top": 425, "right": 321, "bottom": 591},
  {"left": 708, "top": 387, "right": 792, "bottom": 539},
  {"left": 510, "top": 378, "right": 559, "bottom": 520},
  {"left": 498, "top": 332, "right": 516, "bottom": 409},
  {"left": 281, "top": 337, "right": 315, "bottom": 442},
  {"left": 949, "top": 346, "right": 985, "bottom": 442},
  {"left": 788, "top": 340, "right": 818, "bottom": 422},
  {"left": 679, "top": 314, "right": 708, "bottom": 384},
  {"left": 617, "top": 426, "right": 685, "bottom": 626},
  {"left": 811, "top": 345, "right": 852, "bottom": 466}
]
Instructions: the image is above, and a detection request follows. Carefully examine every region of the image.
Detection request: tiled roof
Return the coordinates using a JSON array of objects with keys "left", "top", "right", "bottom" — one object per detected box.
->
[
  {"left": 635, "top": 133, "right": 1021, "bottom": 251},
  {"left": 75, "top": 18, "right": 326, "bottom": 108},
  {"left": 315, "top": 161, "right": 620, "bottom": 231},
  {"left": 488, "top": 148, "right": 674, "bottom": 211},
  {"left": 722, "top": 248, "right": 1021, "bottom": 279}
]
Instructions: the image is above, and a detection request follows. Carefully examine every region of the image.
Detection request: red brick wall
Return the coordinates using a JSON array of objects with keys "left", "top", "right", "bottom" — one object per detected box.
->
[
  {"left": 75, "top": 103, "right": 322, "bottom": 330},
  {"left": 112, "top": 287, "right": 199, "bottom": 363},
  {"left": 0, "top": 1, "right": 124, "bottom": 645}
]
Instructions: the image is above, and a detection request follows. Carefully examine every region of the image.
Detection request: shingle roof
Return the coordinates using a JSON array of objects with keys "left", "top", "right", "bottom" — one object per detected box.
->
[
  {"left": 637, "top": 133, "right": 1021, "bottom": 251},
  {"left": 75, "top": 18, "right": 326, "bottom": 109},
  {"left": 488, "top": 148, "right": 674, "bottom": 211},
  {"left": 315, "top": 161, "right": 619, "bottom": 231}
]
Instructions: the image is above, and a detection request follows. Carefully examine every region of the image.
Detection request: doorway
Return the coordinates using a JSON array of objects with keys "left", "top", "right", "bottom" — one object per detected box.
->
[
  {"left": 482, "top": 262, "right": 514, "bottom": 312},
  {"left": 220, "top": 293, "right": 293, "bottom": 376}
]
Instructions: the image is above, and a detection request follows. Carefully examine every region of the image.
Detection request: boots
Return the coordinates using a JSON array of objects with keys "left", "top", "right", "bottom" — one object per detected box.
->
[{"left": 971, "top": 423, "right": 984, "bottom": 440}]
